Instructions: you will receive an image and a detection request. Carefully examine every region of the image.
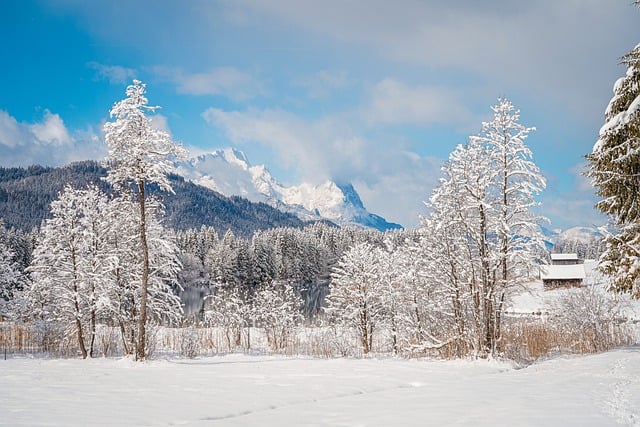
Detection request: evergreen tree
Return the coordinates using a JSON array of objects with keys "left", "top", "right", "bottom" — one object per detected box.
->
[
  {"left": 0, "top": 219, "right": 27, "bottom": 316},
  {"left": 586, "top": 28, "right": 640, "bottom": 297}
]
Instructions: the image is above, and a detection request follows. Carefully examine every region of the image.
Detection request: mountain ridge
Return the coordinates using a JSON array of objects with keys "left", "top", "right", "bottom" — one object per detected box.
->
[
  {"left": 0, "top": 161, "right": 308, "bottom": 237},
  {"left": 177, "top": 148, "right": 402, "bottom": 231}
]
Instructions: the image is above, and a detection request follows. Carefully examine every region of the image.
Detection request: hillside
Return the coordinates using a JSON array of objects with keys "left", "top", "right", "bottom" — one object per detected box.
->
[{"left": 0, "top": 161, "right": 308, "bottom": 237}]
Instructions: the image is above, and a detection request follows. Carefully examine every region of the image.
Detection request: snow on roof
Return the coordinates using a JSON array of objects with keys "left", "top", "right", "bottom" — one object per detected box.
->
[
  {"left": 541, "top": 264, "right": 586, "bottom": 280},
  {"left": 550, "top": 253, "right": 579, "bottom": 261}
]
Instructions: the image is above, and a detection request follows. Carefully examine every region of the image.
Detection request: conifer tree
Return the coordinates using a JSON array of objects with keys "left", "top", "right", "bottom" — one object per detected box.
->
[{"left": 586, "top": 17, "right": 640, "bottom": 297}]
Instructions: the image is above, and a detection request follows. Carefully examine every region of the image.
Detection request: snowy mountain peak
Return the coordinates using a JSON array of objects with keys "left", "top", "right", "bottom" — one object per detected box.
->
[
  {"left": 558, "top": 226, "right": 603, "bottom": 244},
  {"left": 205, "top": 148, "right": 250, "bottom": 169},
  {"left": 336, "top": 182, "right": 365, "bottom": 210},
  {"left": 176, "top": 148, "right": 401, "bottom": 231}
]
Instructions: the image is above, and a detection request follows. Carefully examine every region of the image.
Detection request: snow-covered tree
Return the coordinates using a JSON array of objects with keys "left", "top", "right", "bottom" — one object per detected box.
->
[
  {"left": 421, "top": 99, "right": 546, "bottom": 357},
  {"left": 251, "top": 230, "right": 276, "bottom": 286},
  {"left": 326, "top": 242, "right": 384, "bottom": 354},
  {"left": 27, "top": 186, "right": 96, "bottom": 358},
  {"left": 104, "top": 80, "right": 186, "bottom": 359},
  {"left": 0, "top": 245, "right": 22, "bottom": 318},
  {"left": 78, "top": 185, "right": 117, "bottom": 357},
  {"left": 253, "top": 281, "right": 303, "bottom": 351},
  {"left": 471, "top": 98, "right": 547, "bottom": 354},
  {"left": 586, "top": 36, "right": 640, "bottom": 298},
  {"left": 0, "top": 219, "right": 31, "bottom": 318},
  {"left": 99, "top": 195, "right": 140, "bottom": 355},
  {"left": 204, "top": 284, "right": 247, "bottom": 349},
  {"left": 373, "top": 242, "right": 405, "bottom": 354}
]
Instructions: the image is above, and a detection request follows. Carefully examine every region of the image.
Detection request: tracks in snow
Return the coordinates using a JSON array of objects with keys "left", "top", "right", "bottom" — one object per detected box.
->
[
  {"left": 191, "top": 382, "right": 420, "bottom": 423},
  {"left": 602, "top": 355, "right": 639, "bottom": 426}
]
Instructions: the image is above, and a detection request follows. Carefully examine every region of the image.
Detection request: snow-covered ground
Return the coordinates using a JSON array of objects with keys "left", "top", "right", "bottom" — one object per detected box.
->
[{"left": 2, "top": 349, "right": 640, "bottom": 426}]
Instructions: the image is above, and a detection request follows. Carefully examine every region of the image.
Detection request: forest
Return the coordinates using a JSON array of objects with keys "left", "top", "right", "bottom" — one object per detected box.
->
[{"left": 1, "top": 81, "right": 633, "bottom": 364}]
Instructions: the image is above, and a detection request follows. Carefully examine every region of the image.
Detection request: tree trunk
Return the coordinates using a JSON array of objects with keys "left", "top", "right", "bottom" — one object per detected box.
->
[
  {"left": 136, "top": 179, "right": 150, "bottom": 361},
  {"left": 89, "top": 306, "right": 96, "bottom": 358},
  {"left": 75, "top": 316, "right": 88, "bottom": 359},
  {"left": 71, "top": 247, "right": 88, "bottom": 359},
  {"left": 478, "top": 203, "right": 493, "bottom": 356},
  {"left": 360, "top": 302, "right": 370, "bottom": 354},
  {"left": 119, "top": 320, "right": 130, "bottom": 355}
]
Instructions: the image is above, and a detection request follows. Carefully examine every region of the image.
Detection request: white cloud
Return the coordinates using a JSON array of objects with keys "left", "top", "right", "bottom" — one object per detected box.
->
[
  {"left": 149, "top": 114, "right": 172, "bottom": 135},
  {"left": 152, "top": 66, "right": 264, "bottom": 102},
  {"left": 536, "top": 162, "right": 607, "bottom": 229},
  {"left": 87, "top": 62, "right": 136, "bottom": 84},
  {"left": 363, "top": 78, "right": 474, "bottom": 128},
  {"left": 568, "top": 163, "right": 594, "bottom": 193},
  {"left": 0, "top": 109, "right": 106, "bottom": 167},
  {"left": 0, "top": 110, "right": 22, "bottom": 148},
  {"left": 202, "top": 106, "right": 445, "bottom": 226},
  {"left": 538, "top": 196, "right": 606, "bottom": 230},
  {"left": 231, "top": 0, "right": 637, "bottom": 122},
  {"left": 29, "top": 110, "right": 72, "bottom": 146},
  {"left": 202, "top": 107, "right": 350, "bottom": 181},
  {"left": 355, "top": 153, "right": 442, "bottom": 228},
  {"left": 294, "top": 70, "right": 350, "bottom": 99}
]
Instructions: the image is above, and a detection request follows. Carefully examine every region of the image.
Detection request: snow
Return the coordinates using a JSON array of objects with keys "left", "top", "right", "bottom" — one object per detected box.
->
[
  {"left": 596, "top": 92, "right": 640, "bottom": 152},
  {"left": 2, "top": 350, "right": 640, "bottom": 426},
  {"left": 550, "top": 253, "right": 578, "bottom": 261},
  {"left": 508, "top": 262, "right": 609, "bottom": 316},
  {"left": 541, "top": 264, "right": 586, "bottom": 280}
]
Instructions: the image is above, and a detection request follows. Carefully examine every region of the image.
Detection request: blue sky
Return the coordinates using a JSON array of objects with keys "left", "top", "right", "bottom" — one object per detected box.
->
[{"left": 1, "top": 0, "right": 638, "bottom": 229}]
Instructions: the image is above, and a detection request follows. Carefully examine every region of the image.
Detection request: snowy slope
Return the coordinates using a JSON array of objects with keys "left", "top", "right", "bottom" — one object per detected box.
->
[
  {"left": 2, "top": 350, "right": 640, "bottom": 426},
  {"left": 176, "top": 149, "right": 402, "bottom": 231}
]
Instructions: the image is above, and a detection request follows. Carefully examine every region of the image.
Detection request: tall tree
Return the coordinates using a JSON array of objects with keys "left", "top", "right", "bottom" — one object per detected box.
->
[
  {"left": 104, "top": 80, "right": 186, "bottom": 359},
  {"left": 422, "top": 99, "right": 545, "bottom": 357},
  {"left": 472, "top": 98, "right": 546, "bottom": 354},
  {"left": 586, "top": 29, "right": 640, "bottom": 297},
  {"left": 27, "top": 186, "right": 96, "bottom": 358}
]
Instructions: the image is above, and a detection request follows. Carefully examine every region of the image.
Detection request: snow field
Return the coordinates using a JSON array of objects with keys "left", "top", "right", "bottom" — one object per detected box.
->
[{"left": 2, "top": 349, "right": 640, "bottom": 426}]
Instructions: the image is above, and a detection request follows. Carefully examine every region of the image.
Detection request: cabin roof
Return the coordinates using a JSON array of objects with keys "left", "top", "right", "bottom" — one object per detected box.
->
[
  {"left": 550, "top": 253, "right": 579, "bottom": 261},
  {"left": 541, "top": 264, "right": 586, "bottom": 280}
]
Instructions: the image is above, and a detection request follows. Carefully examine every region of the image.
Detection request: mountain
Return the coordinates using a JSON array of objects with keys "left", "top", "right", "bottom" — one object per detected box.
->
[
  {"left": 541, "top": 226, "right": 605, "bottom": 260},
  {"left": 0, "top": 161, "right": 306, "bottom": 237},
  {"left": 177, "top": 148, "right": 402, "bottom": 231},
  {"left": 556, "top": 226, "right": 603, "bottom": 244},
  {"left": 541, "top": 226, "right": 603, "bottom": 245}
]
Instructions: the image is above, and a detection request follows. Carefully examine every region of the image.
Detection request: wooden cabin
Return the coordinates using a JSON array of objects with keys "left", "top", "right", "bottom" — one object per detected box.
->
[
  {"left": 550, "top": 253, "right": 580, "bottom": 265},
  {"left": 542, "top": 253, "right": 585, "bottom": 290}
]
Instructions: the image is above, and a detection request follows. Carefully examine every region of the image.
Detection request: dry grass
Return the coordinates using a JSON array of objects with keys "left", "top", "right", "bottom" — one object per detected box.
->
[
  {"left": 1, "top": 319, "right": 636, "bottom": 362},
  {"left": 501, "top": 318, "right": 635, "bottom": 365}
]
